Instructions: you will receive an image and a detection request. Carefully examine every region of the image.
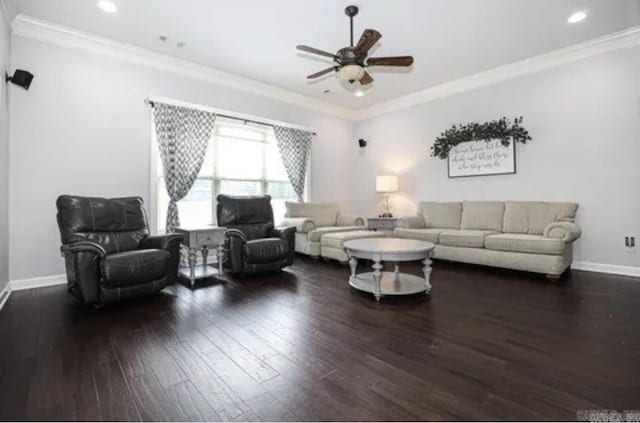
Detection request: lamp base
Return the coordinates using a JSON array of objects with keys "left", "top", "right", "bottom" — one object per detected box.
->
[{"left": 379, "top": 213, "right": 394, "bottom": 218}]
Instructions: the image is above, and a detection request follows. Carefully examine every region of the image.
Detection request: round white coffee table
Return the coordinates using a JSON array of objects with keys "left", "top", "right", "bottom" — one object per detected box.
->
[{"left": 343, "top": 238, "right": 435, "bottom": 301}]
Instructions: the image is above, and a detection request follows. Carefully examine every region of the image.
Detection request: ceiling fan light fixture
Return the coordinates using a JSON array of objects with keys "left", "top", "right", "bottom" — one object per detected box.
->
[{"left": 338, "top": 64, "right": 365, "bottom": 83}]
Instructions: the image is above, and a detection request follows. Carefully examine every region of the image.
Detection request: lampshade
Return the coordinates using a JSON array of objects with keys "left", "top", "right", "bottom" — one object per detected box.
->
[
  {"left": 376, "top": 175, "right": 398, "bottom": 193},
  {"left": 338, "top": 65, "right": 365, "bottom": 82}
]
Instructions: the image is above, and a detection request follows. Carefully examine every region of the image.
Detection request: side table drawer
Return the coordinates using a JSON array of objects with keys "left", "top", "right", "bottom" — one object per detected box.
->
[
  {"left": 368, "top": 218, "right": 397, "bottom": 231},
  {"left": 196, "top": 231, "right": 225, "bottom": 247}
]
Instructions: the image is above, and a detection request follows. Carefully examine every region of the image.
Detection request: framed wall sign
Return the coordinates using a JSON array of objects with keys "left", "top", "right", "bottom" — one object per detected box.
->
[{"left": 447, "top": 139, "right": 516, "bottom": 178}]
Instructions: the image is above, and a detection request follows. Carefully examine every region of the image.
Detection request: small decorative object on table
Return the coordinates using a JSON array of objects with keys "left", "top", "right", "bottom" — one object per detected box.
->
[
  {"left": 174, "top": 226, "right": 227, "bottom": 288},
  {"left": 376, "top": 175, "right": 398, "bottom": 217},
  {"left": 367, "top": 217, "right": 397, "bottom": 232}
]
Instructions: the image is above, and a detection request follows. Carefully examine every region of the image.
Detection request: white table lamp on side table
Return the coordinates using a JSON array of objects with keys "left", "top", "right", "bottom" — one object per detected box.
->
[{"left": 376, "top": 175, "right": 398, "bottom": 217}]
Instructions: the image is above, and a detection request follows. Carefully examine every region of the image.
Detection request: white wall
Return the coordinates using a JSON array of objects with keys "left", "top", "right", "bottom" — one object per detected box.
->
[
  {"left": 354, "top": 47, "right": 640, "bottom": 268},
  {"left": 0, "top": 3, "right": 13, "bottom": 292},
  {"left": 9, "top": 36, "right": 356, "bottom": 281}
]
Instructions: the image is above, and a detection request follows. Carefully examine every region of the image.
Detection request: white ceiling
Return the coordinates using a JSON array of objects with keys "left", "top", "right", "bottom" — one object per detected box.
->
[{"left": 16, "top": 0, "right": 640, "bottom": 109}]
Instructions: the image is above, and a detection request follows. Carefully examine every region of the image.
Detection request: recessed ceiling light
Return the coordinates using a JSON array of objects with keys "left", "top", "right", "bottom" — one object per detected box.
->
[
  {"left": 567, "top": 11, "right": 587, "bottom": 24},
  {"left": 98, "top": 1, "right": 117, "bottom": 13},
  {"left": 355, "top": 90, "right": 364, "bottom": 97}
]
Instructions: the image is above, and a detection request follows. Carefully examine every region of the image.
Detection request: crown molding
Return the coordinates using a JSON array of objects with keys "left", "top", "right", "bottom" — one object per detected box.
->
[
  {"left": 11, "top": 14, "right": 357, "bottom": 120},
  {"left": 353, "top": 25, "right": 640, "bottom": 121},
  {"left": 0, "top": 0, "right": 19, "bottom": 26},
  {"left": 9, "top": 14, "right": 640, "bottom": 122}
]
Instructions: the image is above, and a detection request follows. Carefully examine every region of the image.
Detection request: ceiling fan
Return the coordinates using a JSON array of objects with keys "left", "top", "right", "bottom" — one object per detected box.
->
[{"left": 296, "top": 5, "right": 414, "bottom": 86}]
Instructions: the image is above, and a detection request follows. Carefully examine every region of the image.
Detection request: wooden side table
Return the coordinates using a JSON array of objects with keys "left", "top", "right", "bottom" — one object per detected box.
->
[
  {"left": 367, "top": 217, "right": 398, "bottom": 232},
  {"left": 173, "top": 226, "right": 227, "bottom": 288}
]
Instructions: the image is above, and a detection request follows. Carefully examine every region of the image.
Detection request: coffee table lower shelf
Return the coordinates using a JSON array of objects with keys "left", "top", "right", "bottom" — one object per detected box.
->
[{"left": 349, "top": 272, "right": 429, "bottom": 298}]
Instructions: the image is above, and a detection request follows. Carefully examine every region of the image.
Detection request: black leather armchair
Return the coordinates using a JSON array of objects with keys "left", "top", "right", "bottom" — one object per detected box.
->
[
  {"left": 217, "top": 194, "right": 295, "bottom": 275},
  {"left": 56, "top": 195, "right": 183, "bottom": 306}
]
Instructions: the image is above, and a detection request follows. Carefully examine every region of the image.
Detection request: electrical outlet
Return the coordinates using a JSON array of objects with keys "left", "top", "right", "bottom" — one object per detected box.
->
[{"left": 625, "top": 236, "right": 636, "bottom": 251}]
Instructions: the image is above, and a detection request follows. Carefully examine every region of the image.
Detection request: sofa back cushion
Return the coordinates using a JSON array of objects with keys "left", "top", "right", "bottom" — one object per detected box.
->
[
  {"left": 418, "top": 202, "right": 462, "bottom": 229},
  {"left": 503, "top": 201, "right": 578, "bottom": 234},
  {"left": 461, "top": 201, "right": 505, "bottom": 232},
  {"left": 285, "top": 202, "right": 339, "bottom": 226}
]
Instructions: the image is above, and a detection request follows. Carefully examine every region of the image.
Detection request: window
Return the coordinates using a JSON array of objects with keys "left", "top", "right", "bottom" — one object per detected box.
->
[{"left": 156, "top": 118, "right": 301, "bottom": 233}]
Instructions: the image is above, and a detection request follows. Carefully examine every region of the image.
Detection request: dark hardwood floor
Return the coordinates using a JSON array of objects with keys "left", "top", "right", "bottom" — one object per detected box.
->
[{"left": 1, "top": 256, "right": 639, "bottom": 421}]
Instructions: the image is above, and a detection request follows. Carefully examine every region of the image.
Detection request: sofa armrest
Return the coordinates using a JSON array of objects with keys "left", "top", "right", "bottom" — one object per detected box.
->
[
  {"left": 139, "top": 234, "right": 183, "bottom": 250},
  {"left": 395, "top": 216, "right": 426, "bottom": 229},
  {"left": 61, "top": 241, "right": 107, "bottom": 258},
  {"left": 281, "top": 217, "right": 316, "bottom": 233},
  {"left": 544, "top": 222, "right": 582, "bottom": 242},
  {"left": 337, "top": 214, "right": 365, "bottom": 227}
]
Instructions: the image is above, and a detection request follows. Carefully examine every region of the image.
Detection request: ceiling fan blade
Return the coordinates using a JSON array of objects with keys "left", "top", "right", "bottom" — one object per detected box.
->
[
  {"left": 359, "top": 71, "right": 374, "bottom": 85},
  {"left": 367, "top": 56, "right": 414, "bottom": 67},
  {"left": 353, "top": 29, "right": 382, "bottom": 56},
  {"left": 297, "top": 45, "right": 337, "bottom": 59},
  {"left": 307, "top": 67, "right": 337, "bottom": 79}
]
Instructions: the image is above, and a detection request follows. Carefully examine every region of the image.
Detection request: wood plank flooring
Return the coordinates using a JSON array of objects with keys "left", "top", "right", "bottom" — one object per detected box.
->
[{"left": 1, "top": 257, "right": 639, "bottom": 421}]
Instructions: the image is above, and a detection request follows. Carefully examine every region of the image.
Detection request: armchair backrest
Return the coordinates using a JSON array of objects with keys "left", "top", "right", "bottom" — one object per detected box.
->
[
  {"left": 216, "top": 194, "right": 274, "bottom": 240},
  {"left": 56, "top": 195, "right": 150, "bottom": 254}
]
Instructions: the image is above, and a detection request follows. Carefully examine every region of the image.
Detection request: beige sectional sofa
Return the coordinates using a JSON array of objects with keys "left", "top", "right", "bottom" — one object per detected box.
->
[
  {"left": 282, "top": 202, "right": 365, "bottom": 258},
  {"left": 394, "top": 201, "right": 581, "bottom": 278}
]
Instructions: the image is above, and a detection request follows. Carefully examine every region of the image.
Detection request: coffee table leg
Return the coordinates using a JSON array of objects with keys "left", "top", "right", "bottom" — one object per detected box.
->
[
  {"left": 372, "top": 256, "right": 383, "bottom": 301},
  {"left": 348, "top": 255, "right": 358, "bottom": 279},
  {"left": 423, "top": 256, "right": 433, "bottom": 294}
]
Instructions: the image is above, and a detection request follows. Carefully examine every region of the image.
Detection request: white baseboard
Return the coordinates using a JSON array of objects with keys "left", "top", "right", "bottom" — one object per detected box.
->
[
  {"left": 0, "top": 282, "right": 11, "bottom": 311},
  {"left": 10, "top": 274, "right": 67, "bottom": 291},
  {"left": 572, "top": 261, "right": 640, "bottom": 278}
]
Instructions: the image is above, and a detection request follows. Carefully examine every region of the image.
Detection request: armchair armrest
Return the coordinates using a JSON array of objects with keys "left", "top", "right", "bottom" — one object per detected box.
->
[
  {"left": 281, "top": 217, "right": 316, "bottom": 233},
  {"left": 544, "top": 222, "right": 582, "bottom": 243},
  {"left": 60, "top": 241, "right": 107, "bottom": 258},
  {"left": 395, "top": 216, "right": 426, "bottom": 229},
  {"left": 337, "top": 214, "right": 365, "bottom": 227},
  {"left": 269, "top": 226, "right": 296, "bottom": 239},
  {"left": 139, "top": 234, "right": 183, "bottom": 250},
  {"left": 225, "top": 228, "right": 248, "bottom": 242}
]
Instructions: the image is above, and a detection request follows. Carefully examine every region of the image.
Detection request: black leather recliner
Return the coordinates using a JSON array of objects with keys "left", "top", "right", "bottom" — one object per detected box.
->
[
  {"left": 56, "top": 195, "right": 183, "bottom": 306},
  {"left": 217, "top": 194, "right": 295, "bottom": 275}
]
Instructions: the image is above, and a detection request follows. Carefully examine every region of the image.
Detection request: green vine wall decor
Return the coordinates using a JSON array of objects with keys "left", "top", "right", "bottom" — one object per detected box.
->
[{"left": 430, "top": 116, "right": 532, "bottom": 159}]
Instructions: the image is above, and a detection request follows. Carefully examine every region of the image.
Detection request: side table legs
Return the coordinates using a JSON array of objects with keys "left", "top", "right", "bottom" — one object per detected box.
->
[{"left": 187, "top": 248, "right": 197, "bottom": 288}]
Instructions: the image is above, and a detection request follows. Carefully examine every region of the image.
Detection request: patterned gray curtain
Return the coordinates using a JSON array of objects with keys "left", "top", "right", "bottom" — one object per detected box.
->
[
  {"left": 273, "top": 126, "right": 313, "bottom": 201},
  {"left": 152, "top": 103, "right": 217, "bottom": 232}
]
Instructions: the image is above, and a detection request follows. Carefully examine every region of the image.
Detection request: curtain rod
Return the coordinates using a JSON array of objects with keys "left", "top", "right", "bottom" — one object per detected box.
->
[{"left": 144, "top": 96, "right": 317, "bottom": 136}]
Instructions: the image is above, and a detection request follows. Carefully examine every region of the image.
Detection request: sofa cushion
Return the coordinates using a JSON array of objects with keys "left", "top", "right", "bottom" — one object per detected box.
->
[
  {"left": 101, "top": 249, "right": 169, "bottom": 288},
  {"left": 439, "top": 230, "right": 498, "bottom": 248},
  {"left": 503, "top": 202, "right": 578, "bottom": 234},
  {"left": 485, "top": 234, "right": 565, "bottom": 255},
  {"left": 320, "top": 230, "right": 381, "bottom": 249},
  {"left": 244, "top": 238, "right": 289, "bottom": 264},
  {"left": 308, "top": 226, "right": 363, "bottom": 242},
  {"left": 461, "top": 201, "right": 505, "bottom": 232},
  {"left": 418, "top": 202, "right": 462, "bottom": 229},
  {"left": 285, "top": 202, "right": 339, "bottom": 226},
  {"left": 394, "top": 228, "right": 443, "bottom": 243}
]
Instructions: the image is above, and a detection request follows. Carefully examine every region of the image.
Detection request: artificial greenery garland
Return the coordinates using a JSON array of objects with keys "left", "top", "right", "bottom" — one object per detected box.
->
[{"left": 430, "top": 116, "right": 531, "bottom": 159}]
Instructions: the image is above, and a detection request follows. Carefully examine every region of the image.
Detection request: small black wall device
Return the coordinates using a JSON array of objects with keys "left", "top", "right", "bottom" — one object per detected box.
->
[
  {"left": 5, "top": 69, "right": 34, "bottom": 90},
  {"left": 358, "top": 138, "right": 367, "bottom": 148}
]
